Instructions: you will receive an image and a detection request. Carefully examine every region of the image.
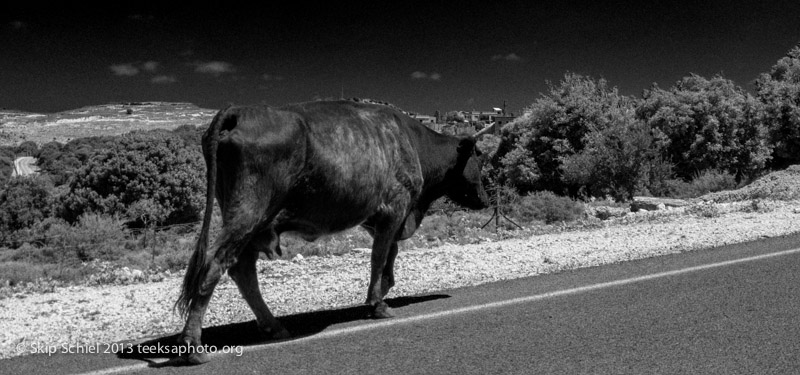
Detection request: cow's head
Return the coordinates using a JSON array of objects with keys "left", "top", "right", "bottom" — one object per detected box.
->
[{"left": 445, "top": 137, "right": 490, "bottom": 209}]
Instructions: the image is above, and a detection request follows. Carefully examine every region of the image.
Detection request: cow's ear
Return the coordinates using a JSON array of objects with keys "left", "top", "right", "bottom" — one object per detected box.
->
[
  {"left": 456, "top": 137, "right": 477, "bottom": 166},
  {"left": 457, "top": 137, "right": 476, "bottom": 155}
]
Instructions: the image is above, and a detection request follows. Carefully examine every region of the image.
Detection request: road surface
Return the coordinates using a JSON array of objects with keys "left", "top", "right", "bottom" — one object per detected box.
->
[{"left": 4, "top": 233, "right": 800, "bottom": 374}]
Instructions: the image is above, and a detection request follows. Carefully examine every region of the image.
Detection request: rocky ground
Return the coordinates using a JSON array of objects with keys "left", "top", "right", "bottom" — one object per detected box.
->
[
  {"left": 3, "top": 198, "right": 800, "bottom": 359},
  {"left": 0, "top": 102, "right": 215, "bottom": 145}
]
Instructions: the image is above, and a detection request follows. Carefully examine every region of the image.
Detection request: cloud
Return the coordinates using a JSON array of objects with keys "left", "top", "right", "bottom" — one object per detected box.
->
[
  {"left": 262, "top": 74, "right": 284, "bottom": 81},
  {"left": 110, "top": 64, "right": 139, "bottom": 76},
  {"left": 411, "top": 71, "right": 441, "bottom": 81},
  {"left": 141, "top": 61, "right": 159, "bottom": 72},
  {"left": 193, "top": 61, "right": 236, "bottom": 75},
  {"left": 9, "top": 21, "right": 26, "bottom": 30},
  {"left": 491, "top": 53, "right": 522, "bottom": 61},
  {"left": 151, "top": 75, "right": 177, "bottom": 84}
]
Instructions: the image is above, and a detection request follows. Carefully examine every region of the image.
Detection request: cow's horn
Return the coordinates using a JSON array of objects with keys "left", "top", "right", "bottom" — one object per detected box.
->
[{"left": 473, "top": 122, "right": 497, "bottom": 138}]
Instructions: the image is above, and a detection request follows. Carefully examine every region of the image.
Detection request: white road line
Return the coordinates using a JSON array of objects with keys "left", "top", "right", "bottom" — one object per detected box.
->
[{"left": 74, "top": 246, "right": 800, "bottom": 375}]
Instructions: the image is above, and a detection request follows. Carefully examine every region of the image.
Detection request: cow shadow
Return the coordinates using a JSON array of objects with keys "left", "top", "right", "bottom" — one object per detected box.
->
[{"left": 117, "top": 294, "right": 449, "bottom": 366}]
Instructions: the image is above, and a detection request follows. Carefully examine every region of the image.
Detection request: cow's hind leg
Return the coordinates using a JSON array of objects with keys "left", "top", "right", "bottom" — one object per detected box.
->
[
  {"left": 178, "top": 222, "right": 258, "bottom": 364},
  {"left": 228, "top": 231, "right": 290, "bottom": 340}
]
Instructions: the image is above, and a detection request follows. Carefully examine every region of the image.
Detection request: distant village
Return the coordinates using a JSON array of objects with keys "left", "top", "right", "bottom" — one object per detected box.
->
[
  {"left": 349, "top": 97, "right": 516, "bottom": 136},
  {"left": 409, "top": 108, "right": 516, "bottom": 136}
]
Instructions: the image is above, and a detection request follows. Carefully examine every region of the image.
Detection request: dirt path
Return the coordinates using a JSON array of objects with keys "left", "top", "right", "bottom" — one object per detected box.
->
[{"left": 11, "top": 157, "right": 38, "bottom": 177}]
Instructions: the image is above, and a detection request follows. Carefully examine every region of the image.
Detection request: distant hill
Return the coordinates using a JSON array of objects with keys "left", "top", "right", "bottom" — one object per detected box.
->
[{"left": 0, "top": 102, "right": 217, "bottom": 146}]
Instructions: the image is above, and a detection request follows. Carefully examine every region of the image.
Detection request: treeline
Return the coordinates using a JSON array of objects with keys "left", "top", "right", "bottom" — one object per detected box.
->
[
  {"left": 2, "top": 45, "right": 800, "bottom": 249},
  {"left": 0, "top": 125, "right": 205, "bottom": 246},
  {"left": 490, "top": 44, "right": 800, "bottom": 201}
]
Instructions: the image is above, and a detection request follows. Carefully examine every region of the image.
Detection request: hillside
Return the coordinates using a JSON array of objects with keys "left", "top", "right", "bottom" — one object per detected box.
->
[{"left": 0, "top": 102, "right": 217, "bottom": 146}]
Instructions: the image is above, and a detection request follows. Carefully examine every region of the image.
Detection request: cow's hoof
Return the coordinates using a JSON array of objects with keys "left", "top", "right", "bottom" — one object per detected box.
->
[
  {"left": 184, "top": 351, "right": 210, "bottom": 365},
  {"left": 370, "top": 303, "right": 395, "bottom": 319},
  {"left": 259, "top": 325, "right": 291, "bottom": 340},
  {"left": 177, "top": 336, "right": 210, "bottom": 365}
]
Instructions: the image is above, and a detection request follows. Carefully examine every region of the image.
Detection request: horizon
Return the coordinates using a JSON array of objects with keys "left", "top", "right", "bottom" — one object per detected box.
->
[{"left": 3, "top": 2, "right": 800, "bottom": 115}]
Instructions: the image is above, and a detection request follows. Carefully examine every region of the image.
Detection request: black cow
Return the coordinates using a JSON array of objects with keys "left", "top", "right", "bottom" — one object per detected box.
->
[{"left": 175, "top": 100, "right": 493, "bottom": 364}]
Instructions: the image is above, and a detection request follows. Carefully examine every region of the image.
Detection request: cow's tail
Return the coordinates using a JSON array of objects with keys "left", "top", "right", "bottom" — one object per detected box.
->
[{"left": 175, "top": 106, "right": 230, "bottom": 318}]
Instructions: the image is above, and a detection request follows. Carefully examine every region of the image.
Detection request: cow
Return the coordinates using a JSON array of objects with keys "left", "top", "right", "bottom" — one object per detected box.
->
[{"left": 175, "top": 100, "right": 495, "bottom": 364}]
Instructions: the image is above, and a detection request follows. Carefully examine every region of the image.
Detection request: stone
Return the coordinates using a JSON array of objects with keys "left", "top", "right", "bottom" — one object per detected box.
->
[
  {"left": 630, "top": 196, "right": 690, "bottom": 212},
  {"left": 594, "top": 206, "right": 628, "bottom": 220}
]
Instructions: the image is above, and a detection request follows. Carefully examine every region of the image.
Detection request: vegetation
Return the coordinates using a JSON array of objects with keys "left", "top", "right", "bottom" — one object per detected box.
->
[{"left": 4, "top": 44, "right": 800, "bottom": 289}]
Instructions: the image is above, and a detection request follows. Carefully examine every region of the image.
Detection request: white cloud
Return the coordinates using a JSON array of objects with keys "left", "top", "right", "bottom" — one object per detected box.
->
[
  {"left": 193, "top": 61, "right": 236, "bottom": 75},
  {"left": 9, "top": 21, "right": 26, "bottom": 30},
  {"left": 411, "top": 71, "right": 441, "bottom": 81},
  {"left": 142, "top": 61, "right": 159, "bottom": 72},
  {"left": 492, "top": 53, "right": 522, "bottom": 61},
  {"left": 151, "top": 75, "right": 177, "bottom": 84},
  {"left": 110, "top": 63, "right": 139, "bottom": 76}
]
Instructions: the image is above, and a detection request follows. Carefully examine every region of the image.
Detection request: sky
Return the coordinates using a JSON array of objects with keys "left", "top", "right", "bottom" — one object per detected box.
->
[{"left": 2, "top": 1, "right": 800, "bottom": 115}]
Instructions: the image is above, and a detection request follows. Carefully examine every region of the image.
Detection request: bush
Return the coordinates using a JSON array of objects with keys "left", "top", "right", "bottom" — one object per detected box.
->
[
  {"left": 39, "top": 214, "right": 130, "bottom": 264},
  {"left": 511, "top": 191, "right": 584, "bottom": 224},
  {"left": 756, "top": 44, "right": 800, "bottom": 168},
  {"left": 687, "top": 204, "right": 721, "bottom": 218},
  {"left": 660, "top": 170, "right": 738, "bottom": 199},
  {"left": 638, "top": 74, "right": 770, "bottom": 180},
  {"left": 0, "top": 261, "right": 52, "bottom": 286},
  {"left": 560, "top": 119, "right": 660, "bottom": 201},
  {"left": 0, "top": 176, "right": 54, "bottom": 243},
  {"left": 494, "top": 73, "right": 641, "bottom": 195},
  {"left": 60, "top": 130, "right": 204, "bottom": 225}
]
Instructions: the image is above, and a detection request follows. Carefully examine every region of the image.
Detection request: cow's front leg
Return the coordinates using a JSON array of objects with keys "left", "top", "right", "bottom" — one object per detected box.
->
[
  {"left": 381, "top": 242, "right": 399, "bottom": 297},
  {"left": 366, "top": 227, "right": 401, "bottom": 319}
]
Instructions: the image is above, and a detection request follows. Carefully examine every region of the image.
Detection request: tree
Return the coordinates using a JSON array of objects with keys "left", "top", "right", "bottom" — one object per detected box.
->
[
  {"left": 128, "top": 198, "right": 171, "bottom": 261},
  {"left": 756, "top": 44, "right": 800, "bottom": 168},
  {"left": 494, "top": 73, "right": 640, "bottom": 195},
  {"left": 638, "top": 74, "right": 770, "bottom": 180},
  {"left": 14, "top": 141, "right": 38, "bottom": 157},
  {"left": 0, "top": 146, "right": 14, "bottom": 183},
  {"left": 0, "top": 176, "right": 53, "bottom": 243},
  {"left": 445, "top": 111, "right": 466, "bottom": 123},
  {"left": 60, "top": 130, "right": 204, "bottom": 224},
  {"left": 560, "top": 119, "right": 659, "bottom": 201}
]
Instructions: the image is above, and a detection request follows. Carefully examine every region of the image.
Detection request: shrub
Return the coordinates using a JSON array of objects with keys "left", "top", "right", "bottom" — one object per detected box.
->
[
  {"left": 0, "top": 261, "right": 52, "bottom": 286},
  {"left": 494, "top": 73, "right": 640, "bottom": 195},
  {"left": 661, "top": 170, "right": 738, "bottom": 199},
  {"left": 756, "top": 44, "right": 800, "bottom": 168},
  {"left": 638, "top": 74, "right": 770, "bottom": 180},
  {"left": 687, "top": 204, "right": 721, "bottom": 218},
  {"left": 0, "top": 176, "right": 54, "bottom": 243},
  {"left": 511, "top": 191, "right": 584, "bottom": 224},
  {"left": 560, "top": 119, "right": 661, "bottom": 201},
  {"left": 60, "top": 130, "right": 204, "bottom": 225},
  {"left": 40, "top": 214, "right": 130, "bottom": 264}
]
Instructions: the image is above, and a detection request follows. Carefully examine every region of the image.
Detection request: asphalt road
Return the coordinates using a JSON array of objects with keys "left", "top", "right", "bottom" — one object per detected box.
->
[
  {"left": 11, "top": 156, "right": 37, "bottom": 177},
  {"left": 5, "top": 233, "right": 800, "bottom": 374}
]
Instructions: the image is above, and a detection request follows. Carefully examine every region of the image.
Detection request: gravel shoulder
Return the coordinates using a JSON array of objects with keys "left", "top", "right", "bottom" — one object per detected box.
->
[{"left": 3, "top": 200, "right": 800, "bottom": 359}]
